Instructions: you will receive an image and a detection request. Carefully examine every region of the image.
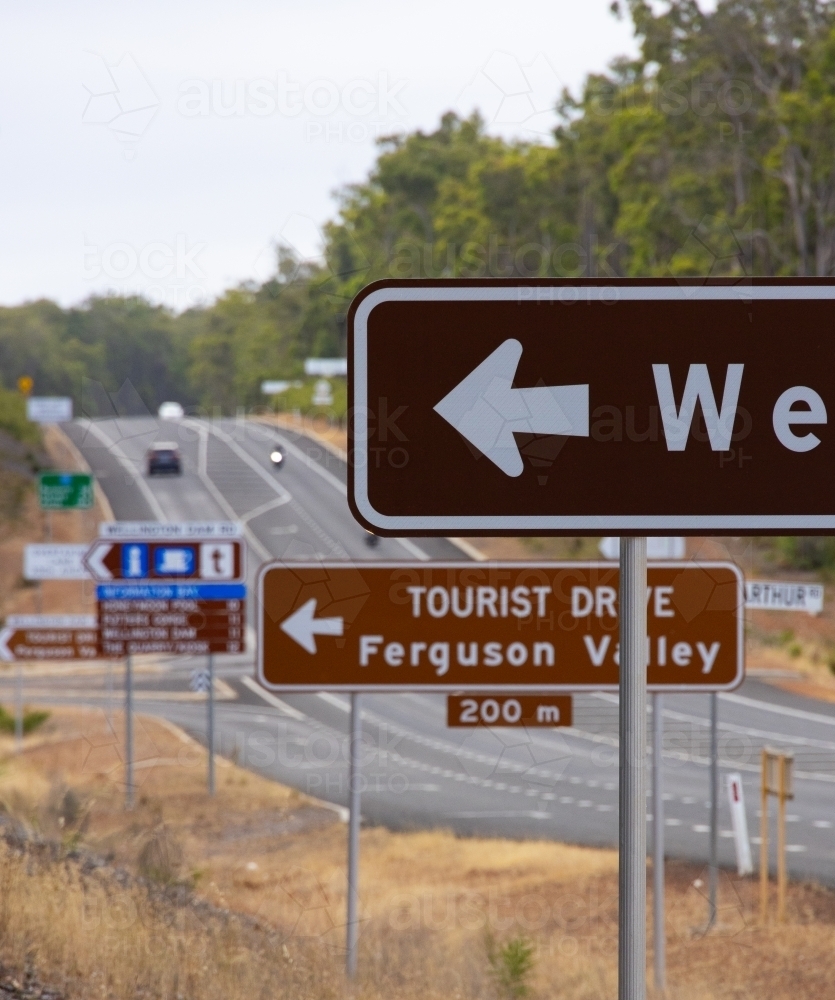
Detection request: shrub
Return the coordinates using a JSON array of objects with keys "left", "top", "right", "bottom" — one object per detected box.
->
[{"left": 486, "top": 933, "right": 536, "bottom": 999}]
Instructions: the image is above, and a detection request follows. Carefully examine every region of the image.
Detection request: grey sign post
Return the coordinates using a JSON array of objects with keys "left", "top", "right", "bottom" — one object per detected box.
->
[
  {"left": 618, "top": 538, "right": 647, "bottom": 1000},
  {"left": 708, "top": 692, "right": 719, "bottom": 930},
  {"left": 208, "top": 654, "right": 216, "bottom": 797},
  {"left": 346, "top": 693, "right": 362, "bottom": 978},
  {"left": 125, "top": 655, "right": 134, "bottom": 810},
  {"left": 652, "top": 693, "right": 666, "bottom": 993},
  {"left": 14, "top": 663, "right": 23, "bottom": 754}
]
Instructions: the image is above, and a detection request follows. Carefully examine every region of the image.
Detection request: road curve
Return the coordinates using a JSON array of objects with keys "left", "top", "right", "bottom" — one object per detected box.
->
[{"left": 41, "top": 416, "right": 835, "bottom": 885}]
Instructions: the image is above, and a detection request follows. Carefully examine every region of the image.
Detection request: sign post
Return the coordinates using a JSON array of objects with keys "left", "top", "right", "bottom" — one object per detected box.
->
[
  {"left": 126, "top": 654, "right": 134, "bottom": 810},
  {"left": 85, "top": 524, "right": 246, "bottom": 809},
  {"left": 208, "top": 654, "right": 216, "bottom": 797},
  {"left": 346, "top": 277, "right": 835, "bottom": 993},
  {"left": 707, "top": 693, "right": 719, "bottom": 931},
  {"left": 258, "top": 557, "right": 743, "bottom": 982},
  {"left": 346, "top": 693, "right": 362, "bottom": 978},
  {"left": 619, "top": 538, "right": 647, "bottom": 1000},
  {"left": 652, "top": 692, "right": 665, "bottom": 994}
]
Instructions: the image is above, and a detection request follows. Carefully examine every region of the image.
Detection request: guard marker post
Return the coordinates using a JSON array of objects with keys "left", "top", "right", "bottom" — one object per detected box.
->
[
  {"left": 652, "top": 692, "right": 665, "bottom": 994},
  {"left": 346, "top": 693, "right": 362, "bottom": 977},
  {"left": 619, "top": 537, "right": 647, "bottom": 1000}
]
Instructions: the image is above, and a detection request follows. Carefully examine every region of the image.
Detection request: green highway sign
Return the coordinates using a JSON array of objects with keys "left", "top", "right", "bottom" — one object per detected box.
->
[{"left": 38, "top": 472, "right": 94, "bottom": 510}]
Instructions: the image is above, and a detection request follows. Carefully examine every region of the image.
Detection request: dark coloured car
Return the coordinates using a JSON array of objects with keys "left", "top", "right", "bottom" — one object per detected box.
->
[{"left": 147, "top": 441, "right": 181, "bottom": 475}]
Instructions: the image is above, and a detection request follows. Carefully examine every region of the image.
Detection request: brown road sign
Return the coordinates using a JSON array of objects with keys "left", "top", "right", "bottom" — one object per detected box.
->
[
  {"left": 0, "top": 615, "right": 100, "bottom": 661},
  {"left": 447, "top": 694, "right": 573, "bottom": 728},
  {"left": 84, "top": 538, "right": 244, "bottom": 582},
  {"left": 257, "top": 561, "right": 743, "bottom": 692},
  {"left": 348, "top": 278, "right": 835, "bottom": 536},
  {"left": 97, "top": 598, "right": 246, "bottom": 657}
]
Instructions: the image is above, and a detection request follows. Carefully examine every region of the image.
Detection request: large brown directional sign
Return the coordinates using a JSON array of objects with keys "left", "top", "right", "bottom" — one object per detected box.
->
[
  {"left": 258, "top": 561, "right": 743, "bottom": 692},
  {"left": 348, "top": 278, "right": 835, "bottom": 535}
]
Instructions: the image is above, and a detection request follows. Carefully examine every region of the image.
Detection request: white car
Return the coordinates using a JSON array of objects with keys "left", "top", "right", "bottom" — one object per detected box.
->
[{"left": 158, "top": 401, "right": 185, "bottom": 420}]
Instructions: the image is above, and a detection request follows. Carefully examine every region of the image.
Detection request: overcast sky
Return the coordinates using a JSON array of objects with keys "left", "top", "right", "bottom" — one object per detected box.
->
[{"left": 0, "top": 1, "right": 637, "bottom": 310}]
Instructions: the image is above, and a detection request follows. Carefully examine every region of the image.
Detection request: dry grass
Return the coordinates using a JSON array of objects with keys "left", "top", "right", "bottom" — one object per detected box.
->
[{"left": 0, "top": 708, "right": 832, "bottom": 1000}]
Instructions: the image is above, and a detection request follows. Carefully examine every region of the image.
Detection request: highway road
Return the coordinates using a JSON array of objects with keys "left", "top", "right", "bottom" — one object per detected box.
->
[{"left": 11, "top": 415, "right": 834, "bottom": 886}]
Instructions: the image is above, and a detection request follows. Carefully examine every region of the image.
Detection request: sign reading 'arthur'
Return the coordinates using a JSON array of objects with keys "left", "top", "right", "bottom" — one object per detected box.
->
[
  {"left": 348, "top": 279, "right": 835, "bottom": 535},
  {"left": 257, "top": 561, "right": 742, "bottom": 693}
]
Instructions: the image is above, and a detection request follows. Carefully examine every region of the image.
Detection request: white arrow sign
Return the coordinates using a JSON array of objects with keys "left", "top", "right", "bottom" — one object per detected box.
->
[
  {"left": 83, "top": 541, "right": 114, "bottom": 581},
  {"left": 433, "top": 338, "right": 589, "bottom": 477},
  {"left": 280, "top": 598, "right": 344, "bottom": 654}
]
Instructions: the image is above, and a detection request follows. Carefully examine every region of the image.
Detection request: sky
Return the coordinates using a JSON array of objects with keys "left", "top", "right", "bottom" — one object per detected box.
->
[{"left": 0, "top": 1, "right": 637, "bottom": 310}]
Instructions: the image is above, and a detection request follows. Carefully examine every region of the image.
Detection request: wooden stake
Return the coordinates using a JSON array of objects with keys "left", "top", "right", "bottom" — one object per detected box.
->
[{"left": 777, "top": 757, "right": 787, "bottom": 923}]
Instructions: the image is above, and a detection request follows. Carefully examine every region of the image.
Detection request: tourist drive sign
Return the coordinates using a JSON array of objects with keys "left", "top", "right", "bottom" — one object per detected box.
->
[
  {"left": 348, "top": 279, "right": 835, "bottom": 535},
  {"left": 257, "top": 561, "right": 743, "bottom": 692}
]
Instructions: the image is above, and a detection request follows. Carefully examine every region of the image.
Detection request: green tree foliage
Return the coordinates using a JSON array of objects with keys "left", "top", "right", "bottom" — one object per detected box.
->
[{"left": 2, "top": 0, "right": 835, "bottom": 417}]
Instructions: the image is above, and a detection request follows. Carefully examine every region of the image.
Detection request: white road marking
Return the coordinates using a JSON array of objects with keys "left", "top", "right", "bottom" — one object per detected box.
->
[
  {"left": 265, "top": 426, "right": 431, "bottom": 561},
  {"left": 241, "top": 676, "right": 306, "bottom": 720},
  {"left": 721, "top": 691, "right": 835, "bottom": 728},
  {"left": 447, "top": 810, "right": 550, "bottom": 819},
  {"left": 79, "top": 420, "right": 167, "bottom": 521},
  {"left": 191, "top": 423, "right": 272, "bottom": 562},
  {"left": 318, "top": 691, "right": 350, "bottom": 712}
]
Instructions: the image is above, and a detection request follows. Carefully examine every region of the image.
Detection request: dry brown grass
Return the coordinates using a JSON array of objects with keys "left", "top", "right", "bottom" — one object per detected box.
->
[{"left": 0, "top": 708, "right": 832, "bottom": 1000}]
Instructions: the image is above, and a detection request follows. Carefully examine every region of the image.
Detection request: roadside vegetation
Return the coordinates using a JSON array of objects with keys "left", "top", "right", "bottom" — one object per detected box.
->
[{"left": 0, "top": 708, "right": 833, "bottom": 1000}]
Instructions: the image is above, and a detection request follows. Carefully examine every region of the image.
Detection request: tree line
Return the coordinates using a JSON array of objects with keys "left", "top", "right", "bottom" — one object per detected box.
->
[{"left": 2, "top": 0, "right": 833, "bottom": 416}]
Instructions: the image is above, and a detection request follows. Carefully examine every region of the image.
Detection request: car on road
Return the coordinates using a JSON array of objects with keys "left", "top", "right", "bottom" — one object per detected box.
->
[
  {"left": 146, "top": 441, "right": 182, "bottom": 475},
  {"left": 269, "top": 445, "right": 285, "bottom": 469},
  {"left": 158, "top": 401, "right": 185, "bottom": 420}
]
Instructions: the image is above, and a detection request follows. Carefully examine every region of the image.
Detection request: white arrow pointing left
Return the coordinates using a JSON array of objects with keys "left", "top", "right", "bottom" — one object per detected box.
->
[
  {"left": 0, "top": 628, "right": 14, "bottom": 662},
  {"left": 83, "top": 541, "right": 114, "bottom": 581},
  {"left": 434, "top": 338, "right": 589, "bottom": 477},
  {"left": 280, "top": 598, "right": 344, "bottom": 654}
]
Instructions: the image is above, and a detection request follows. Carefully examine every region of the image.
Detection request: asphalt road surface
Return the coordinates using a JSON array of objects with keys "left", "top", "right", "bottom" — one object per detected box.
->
[{"left": 12, "top": 416, "right": 833, "bottom": 886}]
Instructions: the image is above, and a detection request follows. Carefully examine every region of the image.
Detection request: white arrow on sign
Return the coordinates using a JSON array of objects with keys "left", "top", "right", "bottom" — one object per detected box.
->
[
  {"left": 83, "top": 541, "right": 114, "bottom": 581},
  {"left": 433, "top": 338, "right": 589, "bottom": 477},
  {"left": 0, "top": 628, "right": 13, "bottom": 662},
  {"left": 280, "top": 598, "right": 344, "bottom": 654}
]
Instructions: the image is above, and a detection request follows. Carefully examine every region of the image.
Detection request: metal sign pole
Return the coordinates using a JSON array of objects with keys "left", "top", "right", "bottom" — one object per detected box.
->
[
  {"left": 125, "top": 654, "right": 134, "bottom": 809},
  {"left": 652, "top": 692, "right": 666, "bottom": 994},
  {"left": 346, "top": 692, "right": 362, "bottom": 978},
  {"left": 619, "top": 536, "right": 647, "bottom": 1000},
  {"left": 707, "top": 692, "right": 719, "bottom": 930},
  {"left": 14, "top": 663, "right": 23, "bottom": 754},
  {"left": 207, "top": 653, "right": 216, "bottom": 796}
]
